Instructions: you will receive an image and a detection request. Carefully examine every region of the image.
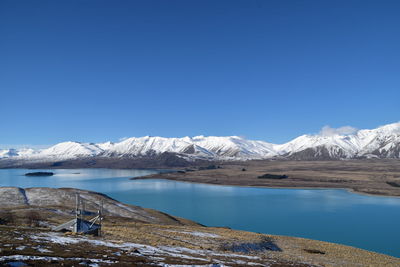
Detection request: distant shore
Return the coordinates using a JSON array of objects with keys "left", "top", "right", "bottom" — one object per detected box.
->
[
  {"left": 2, "top": 158, "right": 400, "bottom": 197},
  {"left": 131, "top": 159, "right": 400, "bottom": 197}
]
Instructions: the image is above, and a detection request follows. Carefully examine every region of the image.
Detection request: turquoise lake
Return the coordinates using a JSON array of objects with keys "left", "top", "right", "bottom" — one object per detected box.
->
[{"left": 0, "top": 168, "right": 399, "bottom": 257}]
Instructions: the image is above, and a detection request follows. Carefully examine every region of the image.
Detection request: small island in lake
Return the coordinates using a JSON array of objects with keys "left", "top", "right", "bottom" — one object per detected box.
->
[
  {"left": 24, "top": 172, "right": 54, "bottom": 177},
  {"left": 258, "top": 173, "right": 288, "bottom": 179}
]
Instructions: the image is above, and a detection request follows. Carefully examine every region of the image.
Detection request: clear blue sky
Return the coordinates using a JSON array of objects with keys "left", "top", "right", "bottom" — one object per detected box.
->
[{"left": 1, "top": 0, "right": 399, "bottom": 146}]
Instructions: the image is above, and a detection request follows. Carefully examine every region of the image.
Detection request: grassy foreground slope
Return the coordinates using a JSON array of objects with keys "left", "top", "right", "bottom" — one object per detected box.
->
[{"left": 0, "top": 187, "right": 398, "bottom": 266}]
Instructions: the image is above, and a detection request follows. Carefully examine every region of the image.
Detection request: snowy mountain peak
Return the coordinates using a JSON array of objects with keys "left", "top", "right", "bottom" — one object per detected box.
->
[
  {"left": 370, "top": 122, "right": 400, "bottom": 134},
  {"left": 33, "top": 141, "right": 104, "bottom": 159},
  {"left": 1, "top": 121, "right": 400, "bottom": 162}
]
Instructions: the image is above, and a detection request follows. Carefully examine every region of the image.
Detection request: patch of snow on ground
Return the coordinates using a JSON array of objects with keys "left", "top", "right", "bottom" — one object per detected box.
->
[
  {"left": 31, "top": 233, "right": 82, "bottom": 245},
  {"left": 35, "top": 247, "right": 52, "bottom": 253},
  {"left": 162, "top": 265, "right": 228, "bottom": 267},
  {"left": 30, "top": 232, "right": 263, "bottom": 265},
  {"left": 183, "top": 231, "right": 220, "bottom": 238},
  {"left": 165, "top": 230, "right": 220, "bottom": 238},
  {"left": 0, "top": 255, "right": 117, "bottom": 264},
  {"left": 159, "top": 246, "right": 260, "bottom": 260}
]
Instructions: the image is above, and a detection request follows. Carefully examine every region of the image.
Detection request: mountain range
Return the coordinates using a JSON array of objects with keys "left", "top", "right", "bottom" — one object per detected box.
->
[{"left": 1, "top": 122, "right": 400, "bottom": 166}]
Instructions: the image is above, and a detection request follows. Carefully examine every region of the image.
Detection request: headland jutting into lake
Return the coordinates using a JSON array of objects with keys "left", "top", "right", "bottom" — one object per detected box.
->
[{"left": 132, "top": 159, "right": 400, "bottom": 197}]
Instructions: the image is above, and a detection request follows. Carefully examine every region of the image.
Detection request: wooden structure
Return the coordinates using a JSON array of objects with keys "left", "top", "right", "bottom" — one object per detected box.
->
[{"left": 53, "top": 194, "right": 103, "bottom": 236}]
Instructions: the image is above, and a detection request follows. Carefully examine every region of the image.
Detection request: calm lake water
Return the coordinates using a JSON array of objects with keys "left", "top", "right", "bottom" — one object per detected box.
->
[{"left": 1, "top": 168, "right": 399, "bottom": 257}]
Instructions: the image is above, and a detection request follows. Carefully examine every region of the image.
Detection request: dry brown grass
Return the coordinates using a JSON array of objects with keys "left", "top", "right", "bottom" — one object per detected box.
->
[
  {"left": 0, "top": 206, "right": 399, "bottom": 267},
  {"left": 102, "top": 221, "right": 400, "bottom": 267},
  {"left": 138, "top": 159, "right": 400, "bottom": 196}
]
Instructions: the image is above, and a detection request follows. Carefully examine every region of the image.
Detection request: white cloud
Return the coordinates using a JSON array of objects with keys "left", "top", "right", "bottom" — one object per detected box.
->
[{"left": 319, "top": 125, "right": 358, "bottom": 137}]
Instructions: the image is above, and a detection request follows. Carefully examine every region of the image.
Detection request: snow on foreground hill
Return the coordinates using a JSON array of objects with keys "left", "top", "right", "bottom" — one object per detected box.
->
[
  {"left": 1, "top": 122, "right": 400, "bottom": 162},
  {"left": 2, "top": 187, "right": 398, "bottom": 266}
]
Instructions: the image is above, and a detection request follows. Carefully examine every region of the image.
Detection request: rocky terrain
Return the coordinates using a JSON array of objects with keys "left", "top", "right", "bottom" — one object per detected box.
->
[{"left": 0, "top": 187, "right": 399, "bottom": 266}]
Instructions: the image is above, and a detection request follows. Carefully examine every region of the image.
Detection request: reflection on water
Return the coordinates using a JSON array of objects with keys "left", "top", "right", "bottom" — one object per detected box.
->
[
  {"left": 0, "top": 168, "right": 399, "bottom": 257},
  {"left": 0, "top": 168, "right": 162, "bottom": 191}
]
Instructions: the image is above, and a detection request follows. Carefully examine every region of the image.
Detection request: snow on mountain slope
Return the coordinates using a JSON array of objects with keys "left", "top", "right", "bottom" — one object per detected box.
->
[
  {"left": 273, "top": 134, "right": 360, "bottom": 158},
  {"left": 191, "top": 135, "right": 276, "bottom": 158},
  {"left": 0, "top": 148, "right": 37, "bottom": 158},
  {"left": 355, "top": 122, "right": 400, "bottom": 158},
  {"left": 103, "top": 135, "right": 275, "bottom": 159},
  {"left": 0, "top": 149, "right": 19, "bottom": 158},
  {"left": 273, "top": 122, "right": 400, "bottom": 159},
  {"left": 1, "top": 122, "right": 400, "bottom": 161},
  {"left": 29, "top": 142, "right": 104, "bottom": 160},
  {"left": 14, "top": 148, "right": 37, "bottom": 157},
  {"left": 104, "top": 136, "right": 215, "bottom": 158},
  {"left": 96, "top": 141, "right": 114, "bottom": 151}
]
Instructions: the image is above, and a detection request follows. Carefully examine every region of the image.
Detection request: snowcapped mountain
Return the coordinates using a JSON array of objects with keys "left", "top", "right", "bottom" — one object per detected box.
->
[
  {"left": 0, "top": 148, "right": 36, "bottom": 158},
  {"left": 191, "top": 136, "right": 276, "bottom": 158},
  {"left": 355, "top": 123, "right": 400, "bottom": 158},
  {"left": 36, "top": 142, "right": 104, "bottom": 159},
  {"left": 1, "top": 122, "right": 400, "bottom": 164},
  {"left": 275, "top": 122, "right": 400, "bottom": 159},
  {"left": 103, "top": 136, "right": 215, "bottom": 158},
  {"left": 0, "top": 149, "right": 19, "bottom": 158}
]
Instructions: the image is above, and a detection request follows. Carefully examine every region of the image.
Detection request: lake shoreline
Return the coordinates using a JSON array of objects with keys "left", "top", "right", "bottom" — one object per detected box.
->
[
  {"left": 3, "top": 159, "right": 400, "bottom": 197},
  {"left": 0, "top": 186, "right": 399, "bottom": 265},
  {"left": 1, "top": 168, "right": 400, "bottom": 259},
  {"left": 131, "top": 175, "right": 400, "bottom": 198},
  {"left": 130, "top": 160, "right": 400, "bottom": 197}
]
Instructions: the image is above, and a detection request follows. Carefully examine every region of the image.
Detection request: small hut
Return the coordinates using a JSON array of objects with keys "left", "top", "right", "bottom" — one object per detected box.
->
[{"left": 53, "top": 194, "right": 103, "bottom": 236}]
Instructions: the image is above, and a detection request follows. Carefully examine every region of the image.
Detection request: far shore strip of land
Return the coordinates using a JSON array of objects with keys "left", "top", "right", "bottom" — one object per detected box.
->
[{"left": 131, "top": 159, "right": 400, "bottom": 197}]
